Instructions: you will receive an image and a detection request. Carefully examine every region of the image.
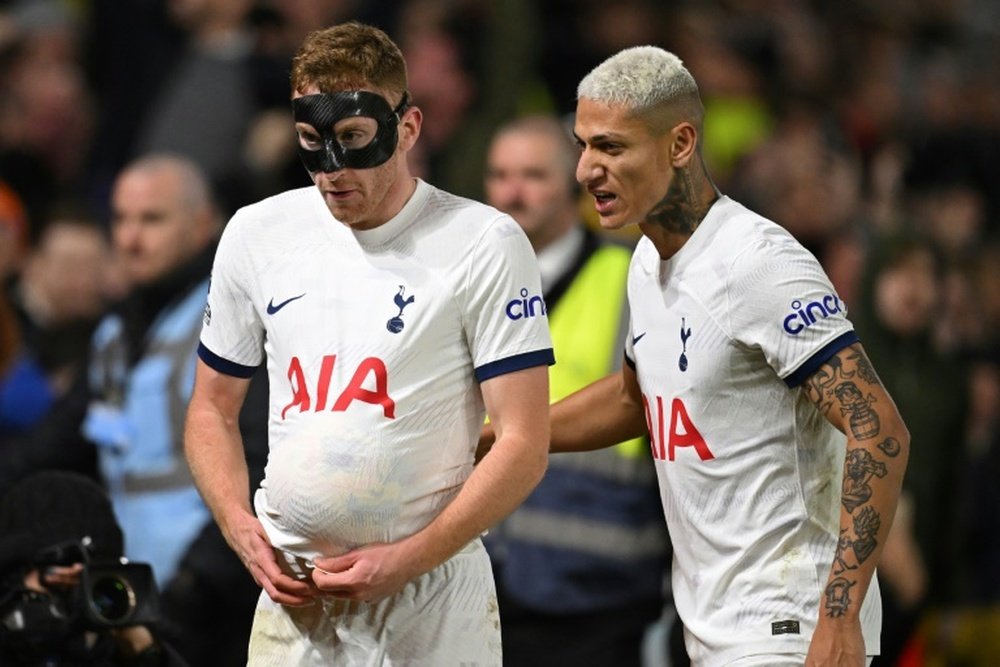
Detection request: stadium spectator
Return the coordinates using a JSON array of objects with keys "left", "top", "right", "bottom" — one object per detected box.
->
[{"left": 483, "top": 114, "right": 669, "bottom": 667}]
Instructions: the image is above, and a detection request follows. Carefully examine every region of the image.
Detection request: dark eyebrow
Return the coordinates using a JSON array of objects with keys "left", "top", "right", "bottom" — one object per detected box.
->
[{"left": 574, "top": 131, "right": 626, "bottom": 144}]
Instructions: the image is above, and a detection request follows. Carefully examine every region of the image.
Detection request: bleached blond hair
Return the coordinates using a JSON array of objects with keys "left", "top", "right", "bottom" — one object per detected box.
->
[{"left": 577, "top": 46, "right": 703, "bottom": 130}]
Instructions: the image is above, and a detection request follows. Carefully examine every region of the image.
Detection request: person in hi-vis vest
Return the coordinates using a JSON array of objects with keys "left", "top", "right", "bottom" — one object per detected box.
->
[{"left": 483, "top": 114, "right": 670, "bottom": 667}]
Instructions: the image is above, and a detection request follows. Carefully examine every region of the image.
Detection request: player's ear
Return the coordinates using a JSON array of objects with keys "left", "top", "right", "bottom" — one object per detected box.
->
[
  {"left": 670, "top": 122, "right": 697, "bottom": 168},
  {"left": 398, "top": 105, "right": 422, "bottom": 152}
]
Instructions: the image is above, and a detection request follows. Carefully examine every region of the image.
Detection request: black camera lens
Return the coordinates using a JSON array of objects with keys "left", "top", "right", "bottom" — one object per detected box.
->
[{"left": 88, "top": 576, "right": 136, "bottom": 623}]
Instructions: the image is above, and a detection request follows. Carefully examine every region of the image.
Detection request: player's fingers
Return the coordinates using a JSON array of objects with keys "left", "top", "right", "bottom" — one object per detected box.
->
[
  {"left": 252, "top": 563, "right": 315, "bottom": 606},
  {"left": 308, "top": 572, "right": 372, "bottom": 602},
  {"left": 262, "top": 581, "right": 314, "bottom": 606},
  {"left": 311, "top": 566, "right": 337, "bottom": 587},
  {"left": 313, "top": 553, "right": 356, "bottom": 573},
  {"left": 310, "top": 565, "right": 358, "bottom": 592},
  {"left": 254, "top": 557, "right": 318, "bottom": 597},
  {"left": 239, "top": 540, "right": 319, "bottom": 599},
  {"left": 275, "top": 570, "right": 320, "bottom": 596}
]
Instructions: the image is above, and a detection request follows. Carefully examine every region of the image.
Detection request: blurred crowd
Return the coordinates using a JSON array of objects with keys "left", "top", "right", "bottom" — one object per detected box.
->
[{"left": 0, "top": 0, "right": 996, "bottom": 665}]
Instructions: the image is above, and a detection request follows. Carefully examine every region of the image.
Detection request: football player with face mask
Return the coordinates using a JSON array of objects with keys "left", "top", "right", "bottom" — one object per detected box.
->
[{"left": 185, "top": 21, "right": 554, "bottom": 666}]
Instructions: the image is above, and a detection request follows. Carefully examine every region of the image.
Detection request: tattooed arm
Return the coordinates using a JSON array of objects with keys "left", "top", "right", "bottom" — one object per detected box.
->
[{"left": 803, "top": 342, "right": 909, "bottom": 667}]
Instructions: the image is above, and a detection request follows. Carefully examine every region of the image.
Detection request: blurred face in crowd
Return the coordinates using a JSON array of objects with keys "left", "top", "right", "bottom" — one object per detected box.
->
[
  {"left": 23, "top": 221, "right": 110, "bottom": 323},
  {"left": 574, "top": 98, "right": 678, "bottom": 230},
  {"left": 167, "top": 0, "right": 252, "bottom": 31},
  {"left": 485, "top": 128, "right": 577, "bottom": 252},
  {"left": 874, "top": 247, "right": 939, "bottom": 337},
  {"left": 110, "top": 164, "right": 214, "bottom": 286},
  {"left": 293, "top": 85, "right": 421, "bottom": 230}
]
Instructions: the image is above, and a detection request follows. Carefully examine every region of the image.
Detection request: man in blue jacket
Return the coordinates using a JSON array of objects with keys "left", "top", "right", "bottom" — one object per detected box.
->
[{"left": 0, "top": 154, "right": 268, "bottom": 666}]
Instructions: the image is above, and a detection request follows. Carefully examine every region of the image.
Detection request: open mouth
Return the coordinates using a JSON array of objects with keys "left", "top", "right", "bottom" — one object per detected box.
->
[{"left": 591, "top": 191, "right": 617, "bottom": 214}]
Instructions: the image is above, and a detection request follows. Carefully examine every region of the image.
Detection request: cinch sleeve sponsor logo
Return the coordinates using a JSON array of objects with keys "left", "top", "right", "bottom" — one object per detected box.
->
[
  {"left": 505, "top": 288, "right": 547, "bottom": 321},
  {"left": 782, "top": 295, "right": 843, "bottom": 335}
]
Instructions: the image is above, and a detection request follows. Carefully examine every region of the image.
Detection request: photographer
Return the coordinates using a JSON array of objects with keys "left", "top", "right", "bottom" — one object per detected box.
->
[{"left": 0, "top": 471, "right": 187, "bottom": 666}]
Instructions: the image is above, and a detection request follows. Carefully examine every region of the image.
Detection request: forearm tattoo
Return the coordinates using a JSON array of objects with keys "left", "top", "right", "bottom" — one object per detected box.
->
[
  {"left": 824, "top": 577, "right": 856, "bottom": 618},
  {"left": 877, "top": 437, "right": 900, "bottom": 457},
  {"left": 805, "top": 348, "right": 884, "bottom": 441},
  {"left": 851, "top": 506, "right": 881, "bottom": 563},
  {"left": 645, "top": 166, "right": 705, "bottom": 235},
  {"left": 842, "top": 448, "right": 887, "bottom": 512},
  {"left": 807, "top": 344, "right": 899, "bottom": 618},
  {"left": 833, "top": 529, "right": 858, "bottom": 574}
]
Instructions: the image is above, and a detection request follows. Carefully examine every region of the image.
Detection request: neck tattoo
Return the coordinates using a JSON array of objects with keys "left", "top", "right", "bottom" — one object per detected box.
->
[{"left": 645, "top": 165, "right": 709, "bottom": 236}]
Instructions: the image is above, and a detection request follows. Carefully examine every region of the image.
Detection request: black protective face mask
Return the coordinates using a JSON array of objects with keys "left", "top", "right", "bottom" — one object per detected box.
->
[{"left": 292, "top": 91, "right": 409, "bottom": 173}]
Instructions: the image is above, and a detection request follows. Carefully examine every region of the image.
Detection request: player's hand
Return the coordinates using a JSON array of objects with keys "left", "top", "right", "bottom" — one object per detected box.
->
[
  {"left": 805, "top": 615, "right": 866, "bottom": 666},
  {"left": 311, "top": 541, "right": 419, "bottom": 603},
  {"left": 223, "top": 510, "right": 317, "bottom": 606}
]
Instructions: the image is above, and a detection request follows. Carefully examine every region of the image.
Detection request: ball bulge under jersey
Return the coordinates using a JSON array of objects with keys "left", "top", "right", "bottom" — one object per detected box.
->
[{"left": 199, "top": 179, "right": 554, "bottom": 562}]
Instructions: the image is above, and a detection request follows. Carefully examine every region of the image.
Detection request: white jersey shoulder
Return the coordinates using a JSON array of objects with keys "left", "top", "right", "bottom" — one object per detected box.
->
[{"left": 630, "top": 196, "right": 853, "bottom": 381}]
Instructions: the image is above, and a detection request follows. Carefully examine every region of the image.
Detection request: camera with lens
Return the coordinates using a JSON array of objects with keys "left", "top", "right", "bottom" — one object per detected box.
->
[
  {"left": 0, "top": 536, "right": 161, "bottom": 662},
  {"left": 32, "top": 537, "right": 160, "bottom": 629},
  {"left": 78, "top": 562, "right": 157, "bottom": 628}
]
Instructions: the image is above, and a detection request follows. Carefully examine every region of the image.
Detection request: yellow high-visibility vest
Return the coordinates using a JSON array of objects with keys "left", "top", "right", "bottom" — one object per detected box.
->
[{"left": 547, "top": 242, "right": 646, "bottom": 459}]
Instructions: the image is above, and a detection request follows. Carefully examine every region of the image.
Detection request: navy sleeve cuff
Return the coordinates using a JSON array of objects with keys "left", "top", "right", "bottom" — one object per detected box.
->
[
  {"left": 783, "top": 331, "right": 859, "bottom": 388},
  {"left": 475, "top": 349, "right": 555, "bottom": 383},
  {"left": 198, "top": 342, "right": 259, "bottom": 378},
  {"left": 624, "top": 351, "right": 636, "bottom": 370}
]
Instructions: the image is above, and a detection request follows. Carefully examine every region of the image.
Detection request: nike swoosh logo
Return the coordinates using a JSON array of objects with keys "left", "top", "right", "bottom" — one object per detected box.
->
[
  {"left": 266, "top": 293, "right": 306, "bottom": 315},
  {"left": 632, "top": 332, "right": 646, "bottom": 345}
]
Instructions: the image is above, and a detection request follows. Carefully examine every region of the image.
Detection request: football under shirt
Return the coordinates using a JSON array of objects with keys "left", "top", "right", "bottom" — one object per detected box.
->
[{"left": 199, "top": 178, "right": 554, "bottom": 561}]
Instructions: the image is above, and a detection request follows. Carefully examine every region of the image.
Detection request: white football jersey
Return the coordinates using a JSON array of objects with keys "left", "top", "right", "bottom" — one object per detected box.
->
[
  {"left": 625, "top": 196, "right": 880, "bottom": 665},
  {"left": 200, "top": 179, "right": 554, "bottom": 561}
]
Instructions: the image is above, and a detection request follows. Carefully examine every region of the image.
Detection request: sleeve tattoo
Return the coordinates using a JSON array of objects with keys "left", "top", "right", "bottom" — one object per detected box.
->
[{"left": 804, "top": 343, "right": 899, "bottom": 618}]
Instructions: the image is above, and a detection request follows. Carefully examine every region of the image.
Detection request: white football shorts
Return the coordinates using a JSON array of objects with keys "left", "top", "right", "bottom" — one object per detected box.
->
[{"left": 247, "top": 539, "right": 501, "bottom": 666}]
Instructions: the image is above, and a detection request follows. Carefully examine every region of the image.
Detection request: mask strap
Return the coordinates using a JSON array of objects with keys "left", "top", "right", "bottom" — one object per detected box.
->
[{"left": 391, "top": 93, "right": 410, "bottom": 123}]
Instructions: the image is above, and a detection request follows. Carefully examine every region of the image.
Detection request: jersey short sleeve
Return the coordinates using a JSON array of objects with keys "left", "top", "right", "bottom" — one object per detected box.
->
[
  {"left": 460, "top": 214, "right": 554, "bottom": 382},
  {"left": 623, "top": 245, "right": 648, "bottom": 370},
  {"left": 624, "top": 317, "right": 636, "bottom": 370},
  {"left": 727, "top": 238, "right": 857, "bottom": 387},
  {"left": 198, "top": 211, "right": 265, "bottom": 377}
]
